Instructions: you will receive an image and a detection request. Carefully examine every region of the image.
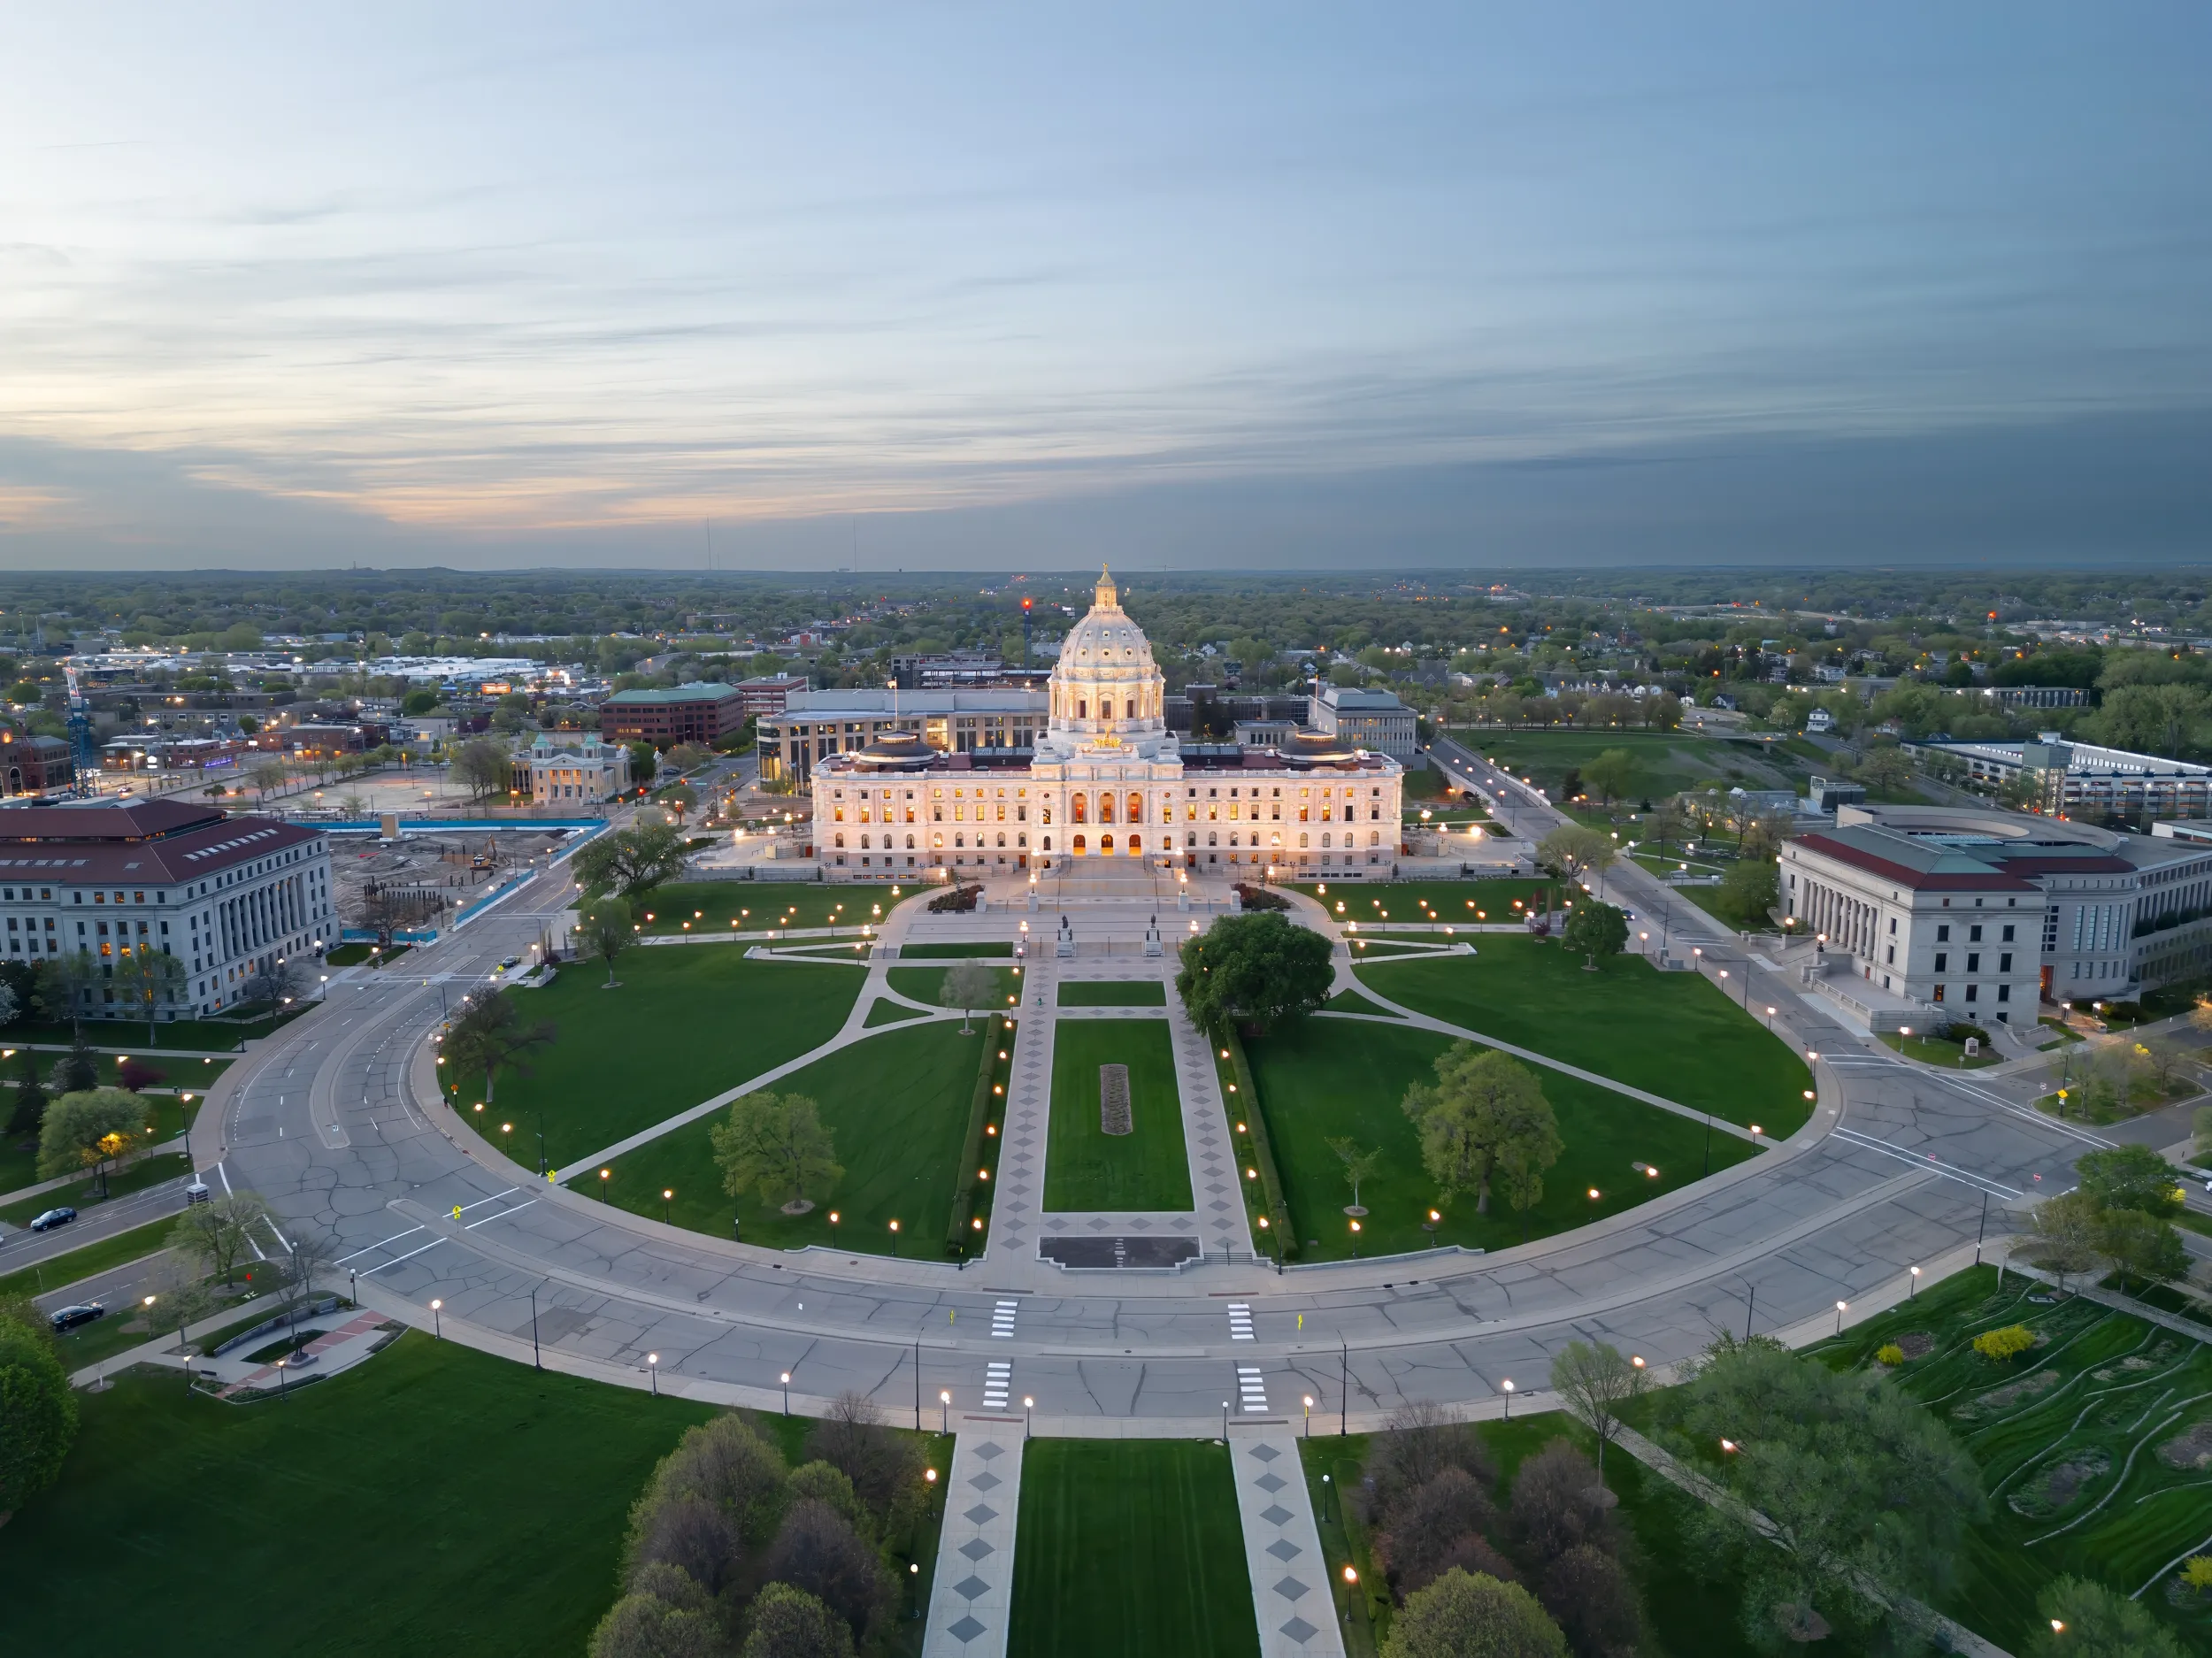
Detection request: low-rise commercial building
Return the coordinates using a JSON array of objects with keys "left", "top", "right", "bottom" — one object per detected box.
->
[
  {"left": 600, "top": 682, "right": 744, "bottom": 748},
  {"left": 2, "top": 733, "right": 75, "bottom": 795},
  {"left": 1903, "top": 735, "right": 2212, "bottom": 818},
  {"left": 516, "top": 730, "right": 633, "bottom": 805},
  {"left": 733, "top": 673, "right": 809, "bottom": 718},
  {"left": 1310, "top": 686, "right": 1419, "bottom": 759}
]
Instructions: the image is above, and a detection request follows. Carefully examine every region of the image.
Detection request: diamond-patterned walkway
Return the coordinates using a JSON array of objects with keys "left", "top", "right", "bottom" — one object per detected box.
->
[
  {"left": 1230, "top": 1429, "right": 1347, "bottom": 1658},
  {"left": 920, "top": 1420, "right": 1025, "bottom": 1656}
]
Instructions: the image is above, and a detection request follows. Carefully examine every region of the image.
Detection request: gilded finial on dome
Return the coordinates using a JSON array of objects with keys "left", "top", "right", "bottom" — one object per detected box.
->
[{"left": 1095, "top": 564, "right": 1118, "bottom": 609}]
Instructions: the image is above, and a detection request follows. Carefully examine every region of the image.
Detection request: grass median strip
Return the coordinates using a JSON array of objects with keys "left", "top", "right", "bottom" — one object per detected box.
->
[
  {"left": 0, "top": 1214, "right": 180, "bottom": 1302},
  {"left": 1043, "top": 1018, "right": 1192, "bottom": 1213},
  {"left": 1056, "top": 979, "right": 1165, "bottom": 1007}
]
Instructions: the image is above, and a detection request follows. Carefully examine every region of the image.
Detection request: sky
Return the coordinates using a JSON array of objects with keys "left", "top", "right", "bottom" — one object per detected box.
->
[{"left": 0, "top": 4, "right": 2207, "bottom": 572}]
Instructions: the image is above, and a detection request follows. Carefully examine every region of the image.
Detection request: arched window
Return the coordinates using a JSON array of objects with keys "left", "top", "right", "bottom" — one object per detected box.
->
[
  {"left": 1077, "top": 699, "right": 1087, "bottom": 719},
  {"left": 1208, "top": 832, "right": 1217, "bottom": 847},
  {"left": 1073, "top": 834, "right": 1087, "bottom": 853},
  {"left": 860, "top": 833, "right": 871, "bottom": 848},
  {"left": 1322, "top": 833, "right": 1332, "bottom": 848},
  {"left": 1101, "top": 834, "right": 1114, "bottom": 854},
  {"left": 1128, "top": 833, "right": 1141, "bottom": 854},
  {"left": 1018, "top": 833, "right": 1027, "bottom": 847},
  {"left": 1370, "top": 830, "right": 1380, "bottom": 847},
  {"left": 1101, "top": 793, "right": 1115, "bottom": 824},
  {"left": 1126, "top": 792, "right": 1141, "bottom": 823},
  {"left": 1072, "top": 794, "right": 1087, "bottom": 824},
  {"left": 833, "top": 833, "right": 845, "bottom": 848},
  {"left": 995, "top": 833, "right": 1005, "bottom": 848},
  {"left": 1042, "top": 835, "right": 1052, "bottom": 851},
  {"left": 933, "top": 832, "right": 944, "bottom": 848}
]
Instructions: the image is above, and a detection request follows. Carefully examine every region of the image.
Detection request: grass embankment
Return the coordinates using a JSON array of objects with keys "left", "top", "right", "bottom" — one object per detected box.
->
[
  {"left": 636, "top": 880, "right": 903, "bottom": 936},
  {"left": 0, "top": 1150, "right": 192, "bottom": 1224},
  {"left": 1357, "top": 933, "right": 1815, "bottom": 1133},
  {"left": 1293, "top": 879, "right": 1571, "bottom": 925},
  {"left": 1042, "top": 1019, "right": 1193, "bottom": 1213},
  {"left": 2, "top": 1010, "right": 296, "bottom": 1052},
  {"left": 1300, "top": 1414, "right": 1774, "bottom": 1658},
  {"left": 1881, "top": 1031, "right": 1999, "bottom": 1070},
  {"left": 580, "top": 1020, "right": 992, "bottom": 1255},
  {"left": 490, "top": 946, "right": 861, "bottom": 1166},
  {"left": 0, "top": 1214, "right": 180, "bottom": 1301},
  {"left": 1802, "top": 1265, "right": 2212, "bottom": 1652},
  {"left": 0, "top": 1332, "right": 717, "bottom": 1658},
  {"left": 1448, "top": 727, "right": 1804, "bottom": 803},
  {"left": 1009, "top": 1439, "right": 1259, "bottom": 1658},
  {"left": 1057, "top": 979, "right": 1166, "bottom": 1007},
  {"left": 1246, "top": 1017, "right": 1755, "bottom": 1260}
]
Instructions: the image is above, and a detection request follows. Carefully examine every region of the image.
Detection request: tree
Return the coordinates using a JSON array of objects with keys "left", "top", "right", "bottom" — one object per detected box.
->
[
  {"left": 742, "top": 1584, "right": 855, "bottom": 1658},
  {"left": 2074, "top": 1142, "right": 2184, "bottom": 1216},
  {"left": 1382, "top": 1569, "right": 1568, "bottom": 1658},
  {"left": 278, "top": 1226, "right": 342, "bottom": 1321},
  {"left": 1560, "top": 900, "right": 1627, "bottom": 969},
  {"left": 588, "top": 1580, "right": 725, "bottom": 1658},
  {"left": 659, "top": 783, "right": 697, "bottom": 825},
  {"left": 580, "top": 894, "right": 637, "bottom": 986},
  {"left": 4, "top": 1048, "right": 48, "bottom": 1139},
  {"left": 1402, "top": 1044, "right": 1560, "bottom": 1216},
  {"left": 241, "top": 958, "right": 303, "bottom": 1010},
  {"left": 169, "top": 1191, "right": 273, "bottom": 1286},
  {"left": 1643, "top": 805, "right": 1690, "bottom": 860},
  {"left": 37, "top": 951, "right": 102, "bottom": 1033},
  {"left": 1325, "top": 1137, "right": 1383, "bottom": 1214},
  {"left": 2022, "top": 1575, "right": 2185, "bottom": 1658},
  {"left": 1540, "top": 1547, "right": 1644, "bottom": 1658},
  {"left": 573, "top": 817, "right": 691, "bottom": 902},
  {"left": 452, "top": 736, "right": 512, "bottom": 802},
  {"left": 338, "top": 792, "right": 368, "bottom": 817},
  {"left": 115, "top": 947, "right": 189, "bottom": 1042},
  {"left": 0, "top": 1316, "right": 78, "bottom": 1523},
  {"left": 1174, "top": 911, "right": 1333, "bottom": 1037},
  {"left": 1548, "top": 1340, "right": 1647, "bottom": 1485},
  {"left": 759, "top": 1501, "right": 891, "bottom": 1642},
  {"left": 629, "top": 743, "right": 659, "bottom": 788},
  {"left": 50, "top": 1033, "right": 98, "bottom": 1095},
  {"left": 1643, "top": 692, "right": 1683, "bottom": 732},
  {"left": 939, "top": 960, "right": 998, "bottom": 1034},
  {"left": 250, "top": 758, "right": 290, "bottom": 802},
  {"left": 1854, "top": 747, "right": 1915, "bottom": 795},
  {"left": 1534, "top": 825, "right": 1615, "bottom": 887},
  {"left": 1581, "top": 748, "right": 1639, "bottom": 806},
  {"left": 37, "top": 1087, "right": 154, "bottom": 1194},
  {"left": 441, "top": 991, "right": 557, "bottom": 1105},
  {"left": 664, "top": 742, "right": 712, "bottom": 776},
  {"left": 2098, "top": 1207, "right": 2189, "bottom": 1294},
  {"left": 1718, "top": 857, "right": 1778, "bottom": 927},
  {"left": 712, "top": 1092, "right": 842, "bottom": 1214},
  {"left": 1661, "top": 1337, "right": 1983, "bottom": 1650},
  {"left": 2024, "top": 1190, "right": 2103, "bottom": 1289}
]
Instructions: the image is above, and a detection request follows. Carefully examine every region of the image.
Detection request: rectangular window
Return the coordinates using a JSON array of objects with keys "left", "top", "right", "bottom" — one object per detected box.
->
[
  {"left": 2002, "top": 925, "right": 2015, "bottom": 942},
  {"left": 1933, "top": 953, "right": 1947, "bottom": 972},
  {"left": 1965, "top": 984, "right": 1978, "bottom": 1002},
  {"left": 1998, "top": 984, "right": 2011, "bottom": 1002},
  {"left": 1936, "top": 924, "right": 1949, "bottom": 941},
  {"left": 1999, "top": 953, "right": 2012, "bottom": 972},
  {"left": 1966, "top": 952, "right": 1980, "bottom": 972},
  {"left": 1933, "top": 983, "right": 1946, "bottom": 1002},
  {"left": 1969, "top": 925, "right": 1982, "bottom": 942}
]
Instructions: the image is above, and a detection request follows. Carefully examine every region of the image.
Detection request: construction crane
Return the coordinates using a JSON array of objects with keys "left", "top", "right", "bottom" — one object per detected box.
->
[{"left": 63, "top": 660, "right": 96, "bottom": 795}]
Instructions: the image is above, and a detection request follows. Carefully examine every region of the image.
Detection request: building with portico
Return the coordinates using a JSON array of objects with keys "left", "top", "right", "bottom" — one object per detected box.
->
[{"left": 809, "top": 569, "right": 1405, "bottom": 880}]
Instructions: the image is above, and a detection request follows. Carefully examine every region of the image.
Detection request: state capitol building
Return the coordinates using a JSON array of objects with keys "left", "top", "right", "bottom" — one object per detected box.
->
[{"left": 810, "top": 570, "right": 1407, "bottom": 881}]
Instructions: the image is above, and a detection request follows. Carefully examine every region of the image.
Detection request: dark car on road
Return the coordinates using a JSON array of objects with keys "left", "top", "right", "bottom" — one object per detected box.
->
[
  {"left": 49, "top": 1303, "right": 104, "bottom": 1332},
  {"left": 29, "top": 1207, "right": 77, "bottom": 1232}
]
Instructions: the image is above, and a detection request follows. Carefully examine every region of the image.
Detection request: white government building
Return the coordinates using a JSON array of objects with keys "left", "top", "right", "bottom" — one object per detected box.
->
[{"left": 810, "top": 569, "right": 1406, "bottom": 880}]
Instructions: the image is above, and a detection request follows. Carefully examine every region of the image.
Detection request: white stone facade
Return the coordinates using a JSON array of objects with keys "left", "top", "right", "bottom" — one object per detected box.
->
[
  {"left": 810, "top": 570, "right": 1404, "bottom": 880},
  {"left": 518, "top": 730, "right": 632, "bottom": 805}
]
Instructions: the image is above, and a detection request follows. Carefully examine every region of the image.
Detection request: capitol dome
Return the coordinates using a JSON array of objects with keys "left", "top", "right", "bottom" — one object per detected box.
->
[{"left": 1047, "top": 566, "right": 1166, "bottom": 739}]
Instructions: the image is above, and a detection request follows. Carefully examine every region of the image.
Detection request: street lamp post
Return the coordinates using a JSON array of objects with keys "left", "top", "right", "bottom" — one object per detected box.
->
[
  {"left": 1024, "top": 1396, "right": 1033, "bottom": 1441},
  {"left": 647, "top": 1353, "right": 658, "bottom": 1395},
  {"left": 1303, "top": 1395, "right": 1314, "bottom": 1437},
  {"left": 889, "top": 1218, "right": 900, "bottom": 1257},
  {"left": 1502, "top": 1378, "right": 1513, "bottom": 1420},
  {"left": 430, "top": 1298, "right": 442, "bottom": 1339},
  {"left": 1340, "top": 1339, "right": 1348, "bottom": 1435},
  {"left": 1835, "top": 1299, "right": 1848, "bottom": 1336},
  {"left": 530, "top": 1286, "right": 542, "bottom": 1370},
  {"left": 781, "top": 1371, "right": 791, "bottom": 1415},
  {"left": 940, "top": 1389, "right": 950, "bottom": 1433},
  {"left": 1910, "top": 1265, "right": 1922, "bottom": 1299}
]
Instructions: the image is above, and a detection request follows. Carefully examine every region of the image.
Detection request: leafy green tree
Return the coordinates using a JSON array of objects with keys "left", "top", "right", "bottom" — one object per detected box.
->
[
  {"left": 579, "top": 894, "right": 637, "bottom": 986},
  {"left": 712, "top": 1092, "right": 842, "bottom": 1214},
  {"left": 1561, "top": 900, "right": 1627, "bottom": 969},
  {"left": 4, "top": 1048, "right": 46, "bottom": 1138},
  {"left": 1660, "top": 1337, "right": 1983, "bottom": 1650},
  {"left": 742, "top": 1584, "right": 855, "bottom": 1658},
  {"left": 1382, "top": 1568, "right": 1567, "bottom": 1658},
  {"left": 2073, "top": 1142, "right": 2183, "bottom": 1216},
  {"left": 938, "top": 960, "right": 998, "bottom": 1034},
  {"left": 170, "top": 1192, "right": 273, "bottom": 1286},
  {"left": 573, "top": 817, "right": 691, "bottom": 902},
  {"left": 451, "top": 735, "right": 512, "bottom": 801},
  {"left": 1718, "top": 857, "right": 1778, "bottom": 926},
  {"left": 629, "top": 743, "right": 659, "bottom": 788},
  {"left": 1175, "top": 911, "right": 1333, "bottom": 1037},
  {"left": 2022, "top": 1575, "right": 2184, "bottom": 1658},
  {"left": 2098, "top": 1208, "right": 2189, "bottom": 1294},
  {"left": 0, "top": 1316, "right": 78, "bottom": 1523},
  {"left": 441, "top": 991, "right": 556, "bottom": 1105},
  {"left": 1853, "top": 747, "right": 1915, "bottom": 795},
  {"left": 1581, "top": 748, "right": 1639, "bottom": 806},
  {"left": 1402, "top": 1044, "right": 1561, "bottom": 1216},
  {"left": 2024, "top": 1190, "right": 2103, "bottom": 1289},
  {"left": 1548, "top": 1339, "right": 1647, "bottom": 1485},
  {"left": 36, "top": 1087, "right": 154, "bottom": 1194},
  {"left": 589, "top": 1576, "right": 724, "bottom": 1658},
  {"left": 1642, "top": 805, "right": 1691, "bottom": 859},
  {"left": 1534, "top": 824, "right": 1615, "bottom": 886}
]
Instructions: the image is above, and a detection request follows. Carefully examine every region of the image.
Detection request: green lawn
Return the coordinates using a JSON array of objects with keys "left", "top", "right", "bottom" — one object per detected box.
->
[
  {"left": 1246, "top": 1017, "right": 1755, "bottom": 1259},
  {"left": 1880, "top": 1031, "right": 1997, "bottom": 1070},
  {"left": 1057, "top": 980, "right": 1166, "bottom": 1007},
  {"left": 635, "top": 879, "right": 904, "bottom": 935},
  {"left": 1, "top": 1010, "right": 298, "bottom": 1051},
  {"left": 901, "top": 942, "right": 1017, "bottom": 959},
  {"left": 1293, "top": 879, "right": 1570, "bottom": 925},
  {"left": 1044, "top": 1020, "right": 1193, "bottom": 1212},
  {"left": 324, "top": 941, "right": 411, "bottom": 967},
  {"left": 492, "top": 946, "right": 863, "bottom": 1168},
  {"left": 1801, "top": 1266, "right": 2212, "bottom": 1652},
  {"left": 1301, "top": 1416, "right": 1772, "bottom": 1658},
  {"left": 886, "top": 964, "right": 1024, "bottom": 1010},
  {"left": 0, "top": 1332, "right": 716, "bottom": 1658},
  {"left": 1356, "top": 934, "right": 1815, "bottom": 1132},
  {"left": 1009, "top": 1439, "right": 1259, "bottom": 1658},
  {"left": 1446, "top": 728, "right": 1794, "bottom": 803},
  {"left": 578, "top": 1020, "right": 991, "bottom": 1255},
  {"left": 864, "top": 996, "right": 933, "bottom": 1027},
  {"left": 0, "top": 1150, "right": 192, "bottom": 1225},
  {"left": 0, "top": 1214, "right": 178, "bottom": 1301}
]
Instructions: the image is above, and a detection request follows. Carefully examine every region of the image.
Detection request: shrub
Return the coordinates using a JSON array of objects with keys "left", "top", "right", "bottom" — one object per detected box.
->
[
  {"left": 116, "top": 1055, "right": 166, "bottom": 1092},
  {"left": 1875, "top": 1344, "right": 1906, "bottom": 1367},
  {"left": 1383, "top": 1569, "right": 1567, "bottom": 1658},
  {"left": 1233, "top": 881, "right": 1289, "bottom": 910},
  {"left": 926, "top": 884, "right": 983, "bottom": 914},
  {"left": 0, "top": 1316, "right": 77, "bottom": 1519},
  {"left": 1972, "top": 1324, "right": 2036, "bottom": 1362}
]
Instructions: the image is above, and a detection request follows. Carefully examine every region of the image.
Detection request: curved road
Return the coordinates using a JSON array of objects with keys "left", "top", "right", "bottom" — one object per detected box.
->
[{"left": 191, "top": 785, "right": 2135, "bottom": 1432}]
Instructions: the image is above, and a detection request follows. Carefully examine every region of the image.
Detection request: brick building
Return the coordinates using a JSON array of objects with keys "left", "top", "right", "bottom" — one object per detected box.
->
[{"left": 599, "top": 682, "right": 744, "bottom": 748}]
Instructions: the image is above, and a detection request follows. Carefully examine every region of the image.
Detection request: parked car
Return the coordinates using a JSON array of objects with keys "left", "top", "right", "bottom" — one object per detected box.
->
[
  {"left": 498, "top": 956, "right": 520, "bottom": 971},
  {"left": 49, "top": 1303, "right": 104, "bottom": 1332},
  {"left": 28, "top": 1207, "right": 77, "bottom": 1232}
]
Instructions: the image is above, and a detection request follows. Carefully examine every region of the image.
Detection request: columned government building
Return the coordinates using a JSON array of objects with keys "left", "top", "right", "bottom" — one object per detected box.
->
[{"left": 810, "top": 570, "right": 1406, "bottom": 881}]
